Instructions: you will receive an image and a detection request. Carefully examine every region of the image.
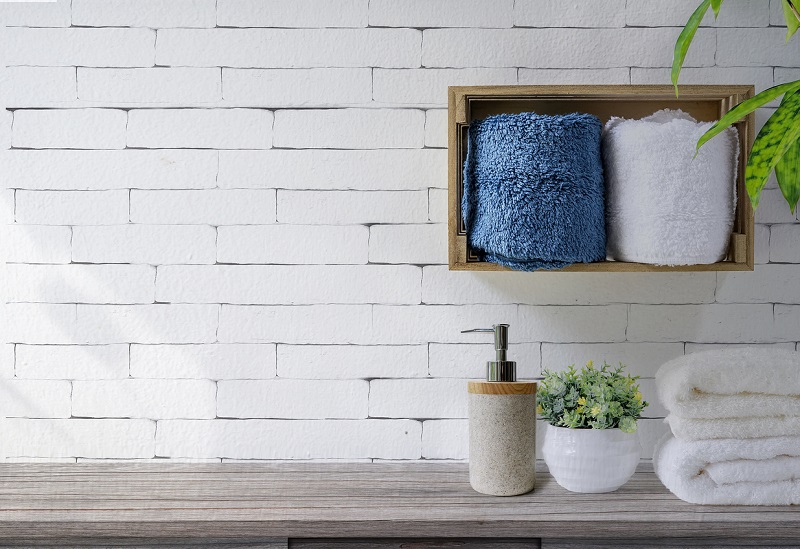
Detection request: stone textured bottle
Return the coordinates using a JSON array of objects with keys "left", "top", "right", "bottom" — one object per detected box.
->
[{"left": 463, "top": 324, "right": 537, "bottom": 496}]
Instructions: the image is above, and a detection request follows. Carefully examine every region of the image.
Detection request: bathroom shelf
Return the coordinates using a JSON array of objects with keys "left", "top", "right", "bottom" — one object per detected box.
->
[{"left": 448, "top": 85, "right": 756, "bottom": 272}]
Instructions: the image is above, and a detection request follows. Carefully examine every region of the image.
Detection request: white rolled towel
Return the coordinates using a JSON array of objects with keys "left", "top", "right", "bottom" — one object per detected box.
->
[
  {"left": 656, "top": 347, "right": 800, "bottom": 419},
  {"left": 653, "top": 433, "right": 800, "bottom": 505},
  {"left": 603, "top": 109, "right": 738, "bottom": 265},
  {"left": 666, "top": 414, "right": 800, "bottom": 441}
]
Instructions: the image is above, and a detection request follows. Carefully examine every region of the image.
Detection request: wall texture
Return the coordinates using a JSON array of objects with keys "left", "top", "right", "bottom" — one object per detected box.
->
[{"left": 1, "top": 0, "right": 798, "bottom": 462}]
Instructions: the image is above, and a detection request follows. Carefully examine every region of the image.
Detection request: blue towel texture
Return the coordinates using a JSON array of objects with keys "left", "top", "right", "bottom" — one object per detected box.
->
[{"left": 462, "top": 112, "right": 607, "bottom": 271}]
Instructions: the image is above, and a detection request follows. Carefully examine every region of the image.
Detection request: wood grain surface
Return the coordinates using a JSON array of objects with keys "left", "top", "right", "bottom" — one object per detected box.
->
[
  {"left": 467, "top": 381, "right": 537, "bottom": 395},
  {"left": 0, "top": 462, "right": 798, "bottom": 544}
]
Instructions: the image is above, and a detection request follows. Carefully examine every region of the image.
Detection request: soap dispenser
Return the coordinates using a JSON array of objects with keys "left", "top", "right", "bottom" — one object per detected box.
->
[{"left": 463, "top": 324, "right": 537, "bottom": 496}]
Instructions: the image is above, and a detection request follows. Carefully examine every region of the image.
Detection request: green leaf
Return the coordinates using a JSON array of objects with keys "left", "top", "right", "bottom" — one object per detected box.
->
[
  {"left": 672, "top": 0, "right": 711, "bottom": 97},
  {"left": 775, "top": 137, "right": 800, "bottom": 214},
  {"left": 711, "top": 0, "right": 723, "bottom": 17},
  {"left": 745, "top": 90, "right": 800, "bottom": 209},
  {"left": 785, "top": 0, "right": 800, "bottom": 41},
  {"left": 697, "top": 80, "right": 800, "bottom": 151}
]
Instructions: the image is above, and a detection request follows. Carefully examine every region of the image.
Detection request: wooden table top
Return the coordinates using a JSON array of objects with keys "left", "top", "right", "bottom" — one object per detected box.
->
[{"left": 0, "top": 462, "right": 797, "bottom": 543}]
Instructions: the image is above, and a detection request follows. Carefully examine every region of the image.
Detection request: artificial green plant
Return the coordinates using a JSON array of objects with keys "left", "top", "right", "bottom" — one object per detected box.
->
[
  {"left": 673, "top": 0, "right": 800, "bottom": 213},
  {"left": 537, "top": 361, "right": 648, "bottom": 433}
]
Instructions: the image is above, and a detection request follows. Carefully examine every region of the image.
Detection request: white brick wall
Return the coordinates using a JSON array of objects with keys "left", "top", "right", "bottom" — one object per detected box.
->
[{"left": 3, "top": 0, "right": 800, "bottom": 463}]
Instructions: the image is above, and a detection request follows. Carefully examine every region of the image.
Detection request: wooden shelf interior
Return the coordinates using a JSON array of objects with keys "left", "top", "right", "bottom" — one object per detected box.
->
[{"left": 448, "top": 85, "right": 755, "bottom": 272}]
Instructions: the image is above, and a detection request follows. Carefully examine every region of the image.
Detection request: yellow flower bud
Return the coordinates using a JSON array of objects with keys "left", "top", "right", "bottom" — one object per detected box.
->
[
  {"left": 590, "top": 405, "right": 601, "bottom": 417},
  {"left": 587, "top": 360, "right": 594, "bottom": 368},
  {"left": 635, "top": 392, "right": 643, "bottom": 402},
  {"left": 536, "top": 404, "right": 543, "bottom": 414},
  {"left": 577, "top": 397, "right": 587, "bottom": 405}
]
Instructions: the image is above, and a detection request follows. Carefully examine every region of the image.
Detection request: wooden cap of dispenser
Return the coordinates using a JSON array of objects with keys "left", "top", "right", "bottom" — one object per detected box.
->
[{"left": 468, "top": 381, "right": 537, "bottom": 395}]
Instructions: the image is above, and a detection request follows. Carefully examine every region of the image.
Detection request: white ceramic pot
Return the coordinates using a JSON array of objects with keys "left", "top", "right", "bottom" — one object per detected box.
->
[{"left": 542, "top": 424, "right": 641, "bottom": 493}]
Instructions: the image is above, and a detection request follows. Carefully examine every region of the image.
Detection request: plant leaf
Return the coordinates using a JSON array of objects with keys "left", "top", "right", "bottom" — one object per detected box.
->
[
  {"left": 785, "top": 0, "right": 800, "bottom": 41},
  {"left": 745, "top": 90, "right": 800, "bottom": 208},
  {"left": 711, "top": 0, "right": 723, "bottom": 17},
  {"left": 697, "top": 80, "right": 800, "bottom": 151},
  {"left": 775, "top": 136, "right": 800, "bottom": 214},
  {"left": 672, "top": 0, "right": 711, "bottom": 97}
]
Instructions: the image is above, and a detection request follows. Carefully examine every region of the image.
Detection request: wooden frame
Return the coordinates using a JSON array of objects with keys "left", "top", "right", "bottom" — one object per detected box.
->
[{"left": 448, "top": 85, "right": 756, "bottom": 272}]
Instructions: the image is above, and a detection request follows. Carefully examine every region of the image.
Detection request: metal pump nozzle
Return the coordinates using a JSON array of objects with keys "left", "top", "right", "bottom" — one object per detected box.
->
[{"left": 461, "top": 324, "right": 517, "bottom": 382}]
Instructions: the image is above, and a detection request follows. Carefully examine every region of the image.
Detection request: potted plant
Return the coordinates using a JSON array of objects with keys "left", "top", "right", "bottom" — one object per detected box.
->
[{"left": 538, "top": 361, "right": 648, "bottom": 493}]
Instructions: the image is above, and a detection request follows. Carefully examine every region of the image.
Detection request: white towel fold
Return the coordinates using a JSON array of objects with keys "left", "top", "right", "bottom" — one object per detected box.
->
[
  {"left": 602, "top": 109, "right": 738, "bottom": 265},
  {"left": 666, "top": 414, "right": 800, "bottom": 441},
  {"left": 656, "top": 347, "right": 800, "bottom": 419},
  {"left": 653, "top": 432, "right": 800, "bottom": 505}
]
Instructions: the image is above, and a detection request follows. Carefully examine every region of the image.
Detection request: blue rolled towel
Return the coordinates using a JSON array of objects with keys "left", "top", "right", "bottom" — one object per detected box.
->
[{"left": 462, "top": 112, "right": 606, "bottom": 271}]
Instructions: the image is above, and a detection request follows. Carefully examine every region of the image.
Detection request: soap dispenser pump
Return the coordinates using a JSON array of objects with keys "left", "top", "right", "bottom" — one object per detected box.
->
[{"left": 463, "top": 324, "right": 537, "bottom": 496}]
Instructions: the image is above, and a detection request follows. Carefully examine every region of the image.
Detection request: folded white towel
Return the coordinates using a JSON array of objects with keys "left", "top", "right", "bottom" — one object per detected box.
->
[
  {"left": 666, "top": 414, "right": 800, "bottom": 441},
  {"left": 656, "top": 347, "right": 800, "bottom": 419},
  {"left": 603, "top": 109, "right": 738, "bottom": 265},
  {"left": 653, "top": 432, "right": 800, "bottom": 505}
]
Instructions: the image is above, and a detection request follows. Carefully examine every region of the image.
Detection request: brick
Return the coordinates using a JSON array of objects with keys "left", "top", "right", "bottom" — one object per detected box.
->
[
  {"left": 686, "top": 342, "right": 796, "bottom": 353},
  {"left": 15, "top": 190, "right": 129, "bottom": 225},
  {"left": 6, "top": 264, "right": 155, "bottom": 304},
  {"left": 422, "top": 28, "right": 715, "bottom": 68},
  {"left": 15, "top": 344, "right": 129, "bottom": 380},
  {"left": 223, "top": 69, "right": 371, "bottom": 107},
  {"left": 218, "top": 379, "right": 368, "bottom": 419},
  {"left": 73, "top": 380, "right": 216, "bottom": 419},
  {"left": 370, "top": 0, "right": 513, "bottom": 27},
  {"left": 628, "top": 304, "right": 775, "bottom": 343},
  {"left": 0, "top": 419, "right": 155, "bottom": 459},
  {"left": 156, "top": 29, "right": 420, "bottom": 68},
  {"left": 218, "top": 305, "right": 372, "bottom": 344},
  {"left": 755, "top": 224, "right": 770, "bottom": 264},
  {"left": 373, "top": 69, "right": 517, "bottom": 106},
  {"left": 156, "top": 419, "right": 421, "bottom": 459},
  {"left": 75, "top": 304, "right": 218, "bottom": 344},
  {"left": 217, "top": 0, "right": 367, "bottom": 28},
  {"left": 277, "top": 190, "right": 428, "bottom": 224},
  {"left": 631, "top": 67, "right": 774, "bottom": 95},
  {"left": 756, "top": 188, "right": 799, "bottom": 223},
  {"left": 3, "top": 150, "right": 218, "bottom": 190},
  {"left": 0, "top": 189, "right": 13, "bottom": 224},
  {"left": 626, "top": 0, "right": 770, "bottom": 27},
  {"left": 428, "top": 343, "right": 540, "bottom": 379},
  {"left": 2, "top": 28, "right": 155, "bottom": 67},
  {"left": 127, "top": 109, "right": 272, "bottom": 149},
  {"left": 370, "top": 379, "right": 466, "bottom": 419},
  {"left": 519, "top": 305, "right": 628, "bottom": 343},
  {"left": 371, "top": 305, "right": 518, "bottom": 344},
  {"left": 424, "top": 110, "right": 447, "bottom": 148},
  {"left": 775, "top": 306, "right": 800, "bottom": 343},
  {"left": 771, "top": 0, "right": 793, "bottom": 25},
  {"left": 0, "top": 380, "right": 71, "bottom": 418},
  {"left": 12, "top": 109, "right": 127, "bottom": 150},
  {"left": 5, "top": 304, "right": 77, "bottom": 344},
  {"left": 717, "top": 265, "right": 800, "bottom": 303},
  {"left": 717, "top": 28, "right": 800, "bottom": 66},
  {"left": 72, "top": 0, "right": 216, "bottom": 28},
  {"left": 157, "top": 265, "right": 421, "bottom": 305},
  {"left": 274, "top": 109, "right": 424, "bottom": 149},
  {"left": 774, "top": 67, "right": 800, "bottom": 86},
  {"left": 130, "top": 190, "right": 276, "bottom": 225},
  {"left": 369, "top": 224, "right": 447, "bottom": 264},
  {"left": 72, "top": 225, "right": 216, "bottom": 265},
  {"left": 0, "top": 0, "right": 70, "bottom": 27},
  {"left": 638, "top": 419, "right": 672, "bottom": 460},
  {"left": 428, "top": 189, "right": 447, "bottom": 222},
  {"left": 540, "top": 343, "right": 685, "bottom": 378},
  {"left": 519, "top": 68, "right": 630, "bottom": 85},
  {"left": 516, "top": 0, "right": 626, "bottom": 27},
  {"left": 0, "top": 67, "right": 76, "bottom": 106},
  {"left": 131, "top": 344, "right": 276, "bottom": 380},
  {"left": 218, "top": 149, "right": 446, "bottom": 190},
  {"left": 3, "top": 225, "right": 72, "bottom": 264},
  {"left": 422, "top": 266, "right": 716, "bottom": 305},
  {"left": 422, "top": 419, "right": 467, "bottom": 460},
  {"left": 217, "top": 225, "right": 368, "bottom": 265},
  {"left": 78, "top": 68, "right": 221, "bottom": 104},
  {"left": 770, "top": 224, "right": 800, "bottom": 263},
  {"left": 277, "top": 345, "right": 428, "bottom": 379}
]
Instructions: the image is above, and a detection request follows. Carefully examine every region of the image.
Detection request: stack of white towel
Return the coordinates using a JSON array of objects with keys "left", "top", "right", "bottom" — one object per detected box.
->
[{"left": 653, "top": 347, "right": 800, "bottom": 505}]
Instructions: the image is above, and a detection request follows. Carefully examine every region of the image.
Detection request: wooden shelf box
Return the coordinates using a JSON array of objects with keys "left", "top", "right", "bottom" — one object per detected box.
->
[{"left": 448, "top": 85, "right": 755, "bottom": 272}]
